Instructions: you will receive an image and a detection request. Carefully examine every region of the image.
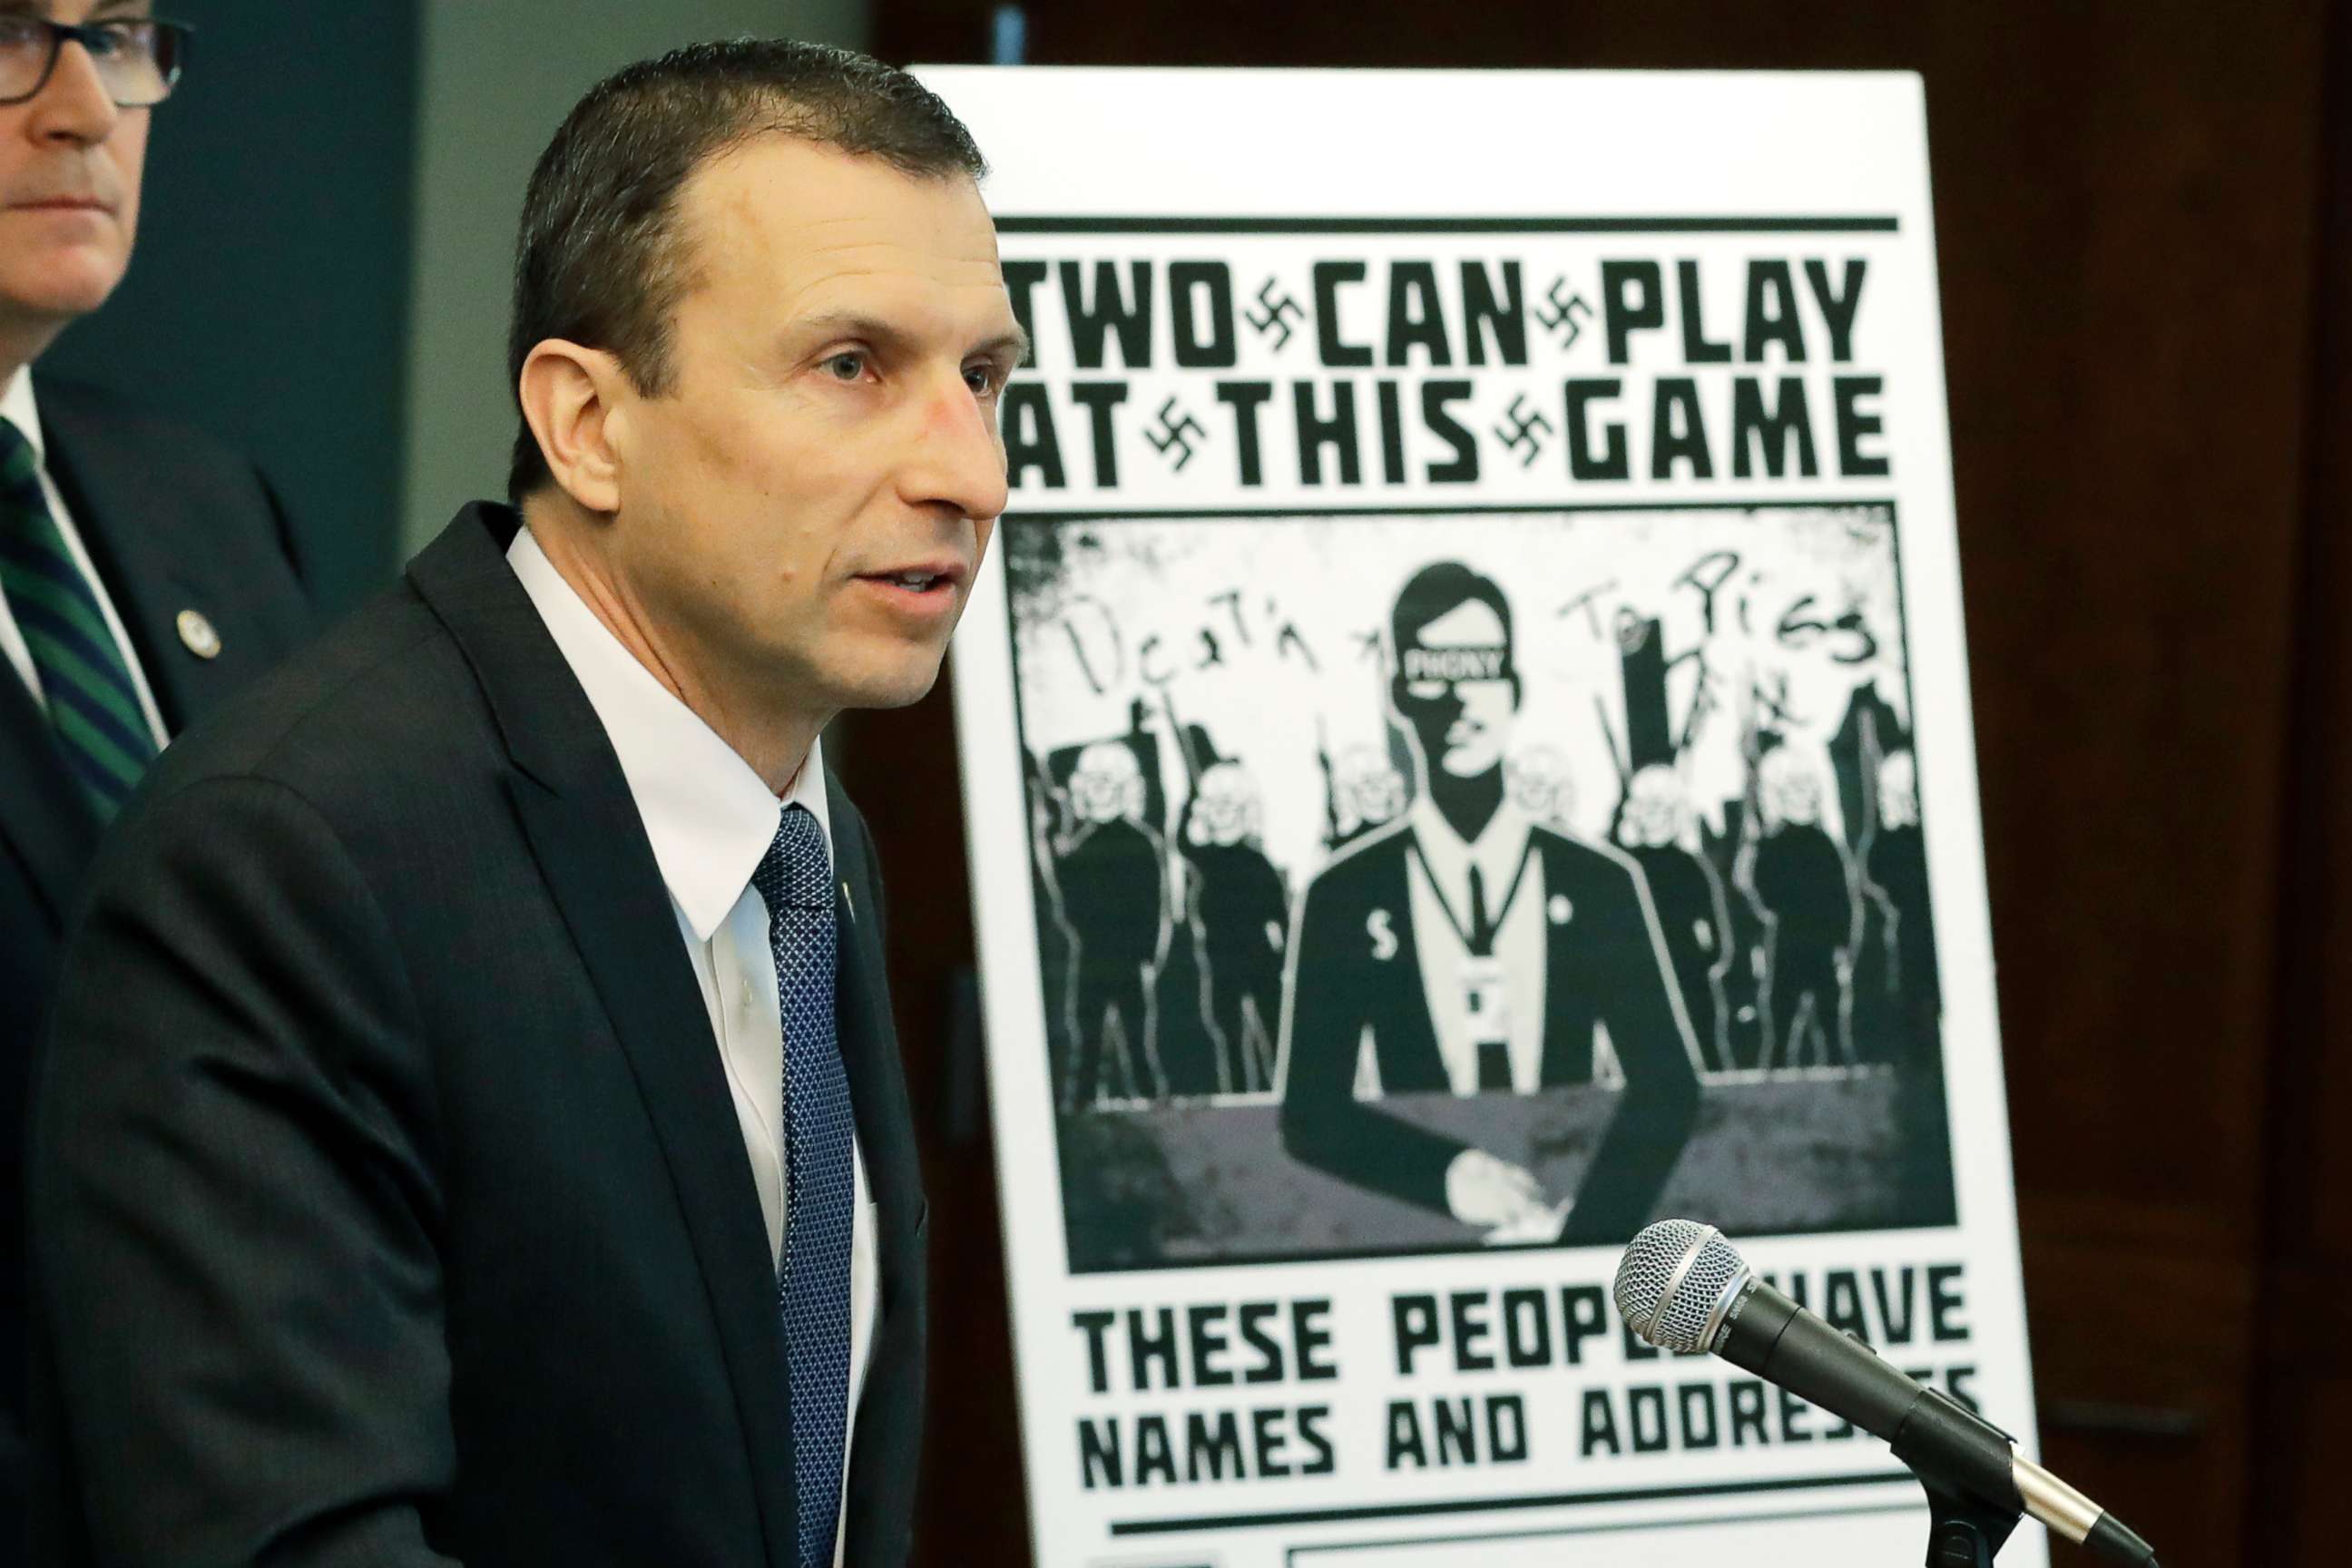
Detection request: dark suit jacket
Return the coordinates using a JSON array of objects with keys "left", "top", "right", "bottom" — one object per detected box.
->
[
  {"left": 0, "top": 377, "right": 309, "bottom": 1507},
  {"left": 28, "top": 503, "right": 927, "bottom": 1567},
  {"left": 1278, "top": 817, "right": 1700, "bottom": 1244}
]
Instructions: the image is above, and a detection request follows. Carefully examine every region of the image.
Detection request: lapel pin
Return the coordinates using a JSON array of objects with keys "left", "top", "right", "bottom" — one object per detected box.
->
[
  {"left": 176, "top": 609, "right": 221, "bottom": 660},
  {"left": 1548, "top": 894, "right": 1574, "bottom": 925},
  {"left": 840, "top": 880, "right": 854, "bottom": 919}
]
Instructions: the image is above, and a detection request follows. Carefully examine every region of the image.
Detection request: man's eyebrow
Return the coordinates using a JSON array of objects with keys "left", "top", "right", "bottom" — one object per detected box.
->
[
  {"left": 792, "top": 312, "right": 1033, "bottom": 368},
  {"left": 977, "top": 325, "right": 1033, "bottom": 368}
]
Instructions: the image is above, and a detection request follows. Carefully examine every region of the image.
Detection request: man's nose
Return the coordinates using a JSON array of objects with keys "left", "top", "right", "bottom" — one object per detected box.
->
[
  {"left": 28, "top": 37, "right": 124, "bottom": 146},
  {"left": 902, "top": 370, "right": 1011, "bottom": 524}
]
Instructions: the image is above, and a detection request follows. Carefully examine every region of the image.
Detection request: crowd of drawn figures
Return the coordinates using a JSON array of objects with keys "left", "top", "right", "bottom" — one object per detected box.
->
[
  {"left": 1023, "top": 560, "right": 1945, "bottom": 1130},
  {"left": 1008, "top": 506, "right": 1953, "bottom": 1249}
]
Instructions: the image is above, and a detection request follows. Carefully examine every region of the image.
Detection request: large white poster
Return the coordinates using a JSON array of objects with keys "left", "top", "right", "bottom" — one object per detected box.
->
[{"left": 928, "top": 67, "right": 2041, "bottom": 1568}]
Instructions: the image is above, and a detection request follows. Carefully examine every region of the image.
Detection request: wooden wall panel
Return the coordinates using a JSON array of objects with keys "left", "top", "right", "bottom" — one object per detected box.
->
[
  {"left": 2255, "top": 4, "right": 2352, "bottom": 1562},
  {"left": 844, "top": 5, "right": 2342, "bottom": 1560}
]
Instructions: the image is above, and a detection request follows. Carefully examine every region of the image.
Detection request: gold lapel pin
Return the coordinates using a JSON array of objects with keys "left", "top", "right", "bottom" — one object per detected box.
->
[
  {"left": 176, "top": 609, "right": 221, "bottom": 660},
  {"left": 840, "top": 880, "right": 855, "bottom": 919}
]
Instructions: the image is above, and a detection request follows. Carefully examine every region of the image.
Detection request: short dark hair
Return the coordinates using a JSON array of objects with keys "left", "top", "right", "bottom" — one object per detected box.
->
[
  {"left": 1391, "top": 561, "right": 1515, "bottom": 659},
  {"left": 505, "top": 39, "right": 987, "bottom": 504}
]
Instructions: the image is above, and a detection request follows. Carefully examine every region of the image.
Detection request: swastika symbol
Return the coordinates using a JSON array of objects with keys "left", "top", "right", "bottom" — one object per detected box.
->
[
  {"left": 1538, "top": 278, "right": 1593, "bottom": 350},
  {"left": 1147, "top": 397, "right": 1208, "bottom": 471},
  {"left": 1493, "top": 394, "right": 1554, "bottom": 469},
  {"left": 1247, "top": 277, "right": 1305, "bottom": 350}
]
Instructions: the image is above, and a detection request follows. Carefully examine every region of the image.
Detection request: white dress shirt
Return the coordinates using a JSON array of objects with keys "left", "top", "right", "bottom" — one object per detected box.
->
[
  {"left": 1405, "top": 795, "right": 1553, "bottom": 1093},
  {"left": 508, "top": 524, "right": 876, "bottom": 1564},
  {"left": 0, "top": 368, "right": 172, "bottom": 748}
]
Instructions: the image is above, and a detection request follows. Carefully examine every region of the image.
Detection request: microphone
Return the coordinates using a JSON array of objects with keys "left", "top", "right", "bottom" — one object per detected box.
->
[{"left": 1613, "top": 1220, "right": 2156, "bottom": 1566}]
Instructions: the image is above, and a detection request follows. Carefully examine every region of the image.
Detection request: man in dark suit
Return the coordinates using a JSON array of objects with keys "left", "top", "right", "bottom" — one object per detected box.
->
[
  {"left": 0, "top": 7, "right": 308, "bottom": 1523},
  {"left": 29, "top": 41, "right": 1022, "bottom": 1567},
  {"left": 1279, "top": 563, "right": 1700, "bottom": 1246}
]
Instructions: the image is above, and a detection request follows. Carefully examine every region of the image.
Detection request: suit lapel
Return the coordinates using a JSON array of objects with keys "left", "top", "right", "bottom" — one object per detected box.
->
[
  {"left": 1380, "top": 831, "right": 1449, "bottom": 1092},
  {"left": 37, "top": 382, "right": 277, "bottom": 732},
  {"left": 0, "top": 667, "right": 97, "bottom": 925},
  {"left": 410, "top": 505, "right": 799, "bottom": 1568},
  {"left": 822, "top": 788, "right": 922, "bottom": 1274}
]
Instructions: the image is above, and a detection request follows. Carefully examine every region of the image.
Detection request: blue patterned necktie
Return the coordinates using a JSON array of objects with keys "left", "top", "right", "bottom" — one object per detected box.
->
[
  {"left": 751, "top": 803, "right": 856, "bottom": 1568},
  {"left": 0, "top": 415, "right": 157, "bottom": 817}
]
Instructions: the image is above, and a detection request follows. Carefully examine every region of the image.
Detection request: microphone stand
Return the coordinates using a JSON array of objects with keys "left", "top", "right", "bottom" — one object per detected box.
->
[
  {"left": 1894, "top": 1387, "right": 2025, "bottom": 1566},
  {"left": 1919, "top": 1477, "right": 2022, "bottom": 1567}
]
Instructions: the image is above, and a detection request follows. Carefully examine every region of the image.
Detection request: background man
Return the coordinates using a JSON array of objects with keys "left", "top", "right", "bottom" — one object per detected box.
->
[
  {"left": 0, "top": 3, "right": 309, "bottom": 1522},
  {"left": 1055, "top": 738, "right": 1171, "bottom": 1105},
  {"left": 1279, "top": 562, "right": 1700, "bottom": 1245},
  {"left": 1751, "top": 745, "right": 1858, "bottom": 1066},
  {"left": 1177, "top": 756, "right": 1288, "bottom": 1095},
  {"left": 30, "top": 41, "right": 1019, "bottom": 1567},
  {"left": 1615, "top": 763, "right": 1736, "bottom": 1071}
]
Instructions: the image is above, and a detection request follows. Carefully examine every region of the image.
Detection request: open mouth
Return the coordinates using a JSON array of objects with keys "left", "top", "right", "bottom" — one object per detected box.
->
[{"left": 856, "top": 568, "right": 963, "bottom": 611}]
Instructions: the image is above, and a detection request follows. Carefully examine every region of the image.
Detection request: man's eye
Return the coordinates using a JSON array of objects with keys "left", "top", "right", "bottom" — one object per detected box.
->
[
  {"left": 965, "top": 364, "right": 1004, "bottom": 397},
  {"left": 821, "top": 352, "right": 867, "bottom": 381}
]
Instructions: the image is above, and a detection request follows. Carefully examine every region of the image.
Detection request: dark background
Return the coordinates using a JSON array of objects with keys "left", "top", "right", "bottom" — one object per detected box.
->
[
  {"left": 42, "top": 0, "right": 420, "bottom": 614},
  {"left": 44, "top": 2, "right": 2352, "bottom": 1563}
]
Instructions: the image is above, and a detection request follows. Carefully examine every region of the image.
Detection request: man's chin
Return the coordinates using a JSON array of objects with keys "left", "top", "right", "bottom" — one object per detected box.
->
[
  {"left": 828, "top": 650, "right": 951, "bottom": 711},
  {"left": 0, "top": 251, "right": 130, "bottom": 322}
]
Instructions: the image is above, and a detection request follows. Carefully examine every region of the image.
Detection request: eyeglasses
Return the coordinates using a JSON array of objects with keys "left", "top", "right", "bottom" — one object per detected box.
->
[{"left": 0, "top": 16, "right": 190, "bottom": 109}]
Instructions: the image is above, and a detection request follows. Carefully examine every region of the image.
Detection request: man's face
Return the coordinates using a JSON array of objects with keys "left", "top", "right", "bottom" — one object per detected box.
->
[
  {"left": 1505, "top": 747, "right": 1573, "bottom": 827},
  {"left": 1071, "top": 743, "right": 1142, "bottom": 825},
  {"left": 1395, "top": 599, "right": 1518, "bottom": 779},
  {"left": 1336, "top": 748, "right": 1405, "bottom": 828},
  {"left": 1771, "top": 769, "right": 1821, "bottom": 826},
  {"left": 1196, "top": 762, "right": 1257, "bottom": 846},
  {"left": 1623, "top": 765, "right": 1684, "bottom": 847},
  {"left": 0, "top": 2, "right": 148, "bottom": 348},
  {"left": 603, "top": 136, "right": 1021, "bottom": 718}
]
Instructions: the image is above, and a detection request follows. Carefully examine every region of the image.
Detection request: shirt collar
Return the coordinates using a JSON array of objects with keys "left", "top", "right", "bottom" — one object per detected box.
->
[
  {"left": 1408, "top": 789, "right": 1534, "bottom": 897},
  {"left": 507, "top": 523, "right": 833, "bottom": 942},
  {"left": 3, "top": 368, "right": 45, "bottom": 465}
]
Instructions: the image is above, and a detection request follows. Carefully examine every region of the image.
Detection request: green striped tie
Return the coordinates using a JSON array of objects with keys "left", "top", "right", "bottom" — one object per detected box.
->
[{"left": 0, "top": 415, "right": 158, "bottom": 817}]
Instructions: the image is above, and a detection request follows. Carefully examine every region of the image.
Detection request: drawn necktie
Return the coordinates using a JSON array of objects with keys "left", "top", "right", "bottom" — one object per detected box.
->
[
  {"left": 1468, "top": 864, "right": 1514, "bottom": 1092},
  {"left": 0, "top": 416, "right": 156, "bottom": 817},
  {"left": 751, "top": 804, "right": 856, "bottom": 1567}
]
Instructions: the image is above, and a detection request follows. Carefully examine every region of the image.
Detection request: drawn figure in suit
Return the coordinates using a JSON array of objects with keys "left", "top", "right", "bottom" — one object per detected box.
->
[
  {"left": 1751, "top": 747, "right": 1857, "bottom": 1066},
  {"left": 1057, "top": 740, "right": 1171, "bottom": 1106},
  {"left": 1176, "top": 760, "right": 1287, "bottom": 1093},
  {"left": 1615, "top": 765, "right": 1736, "bottom": 1072},
  {"left": 1279, "top": 563, "right": 1700, "bottom": 1244}
]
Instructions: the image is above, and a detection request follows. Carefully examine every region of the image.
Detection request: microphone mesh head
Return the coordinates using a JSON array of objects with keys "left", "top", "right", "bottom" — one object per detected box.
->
[{"left": 1614, "top": 1220, "right": 1749, "bottom": 1353}]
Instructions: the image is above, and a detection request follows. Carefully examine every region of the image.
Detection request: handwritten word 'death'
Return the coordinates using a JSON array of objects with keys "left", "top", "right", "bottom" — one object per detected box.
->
[{"left": 1054, "top": 589, "right": 1323, "bottom": 697}]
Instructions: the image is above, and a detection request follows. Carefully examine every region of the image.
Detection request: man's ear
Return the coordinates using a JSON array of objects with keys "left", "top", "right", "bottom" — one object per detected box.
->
[{"left": 517, "top": 339, "right": 630, "bottom": 515}]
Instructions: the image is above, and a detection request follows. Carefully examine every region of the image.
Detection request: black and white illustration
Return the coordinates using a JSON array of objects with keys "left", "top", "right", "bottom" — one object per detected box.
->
[{"left": 1009, "top": 505, "right": 1955, "bottom": 1271}]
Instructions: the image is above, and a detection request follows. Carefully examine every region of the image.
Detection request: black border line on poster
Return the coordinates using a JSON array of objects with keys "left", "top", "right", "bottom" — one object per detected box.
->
[
  {"left": 1001, "top": 497, "right": 1899, "bottom": 523},
  {"left": 1108, "top": 1467, "right": 1916, "bottom": 1536},
  {"left": 1279, "top": 1494, "right": 1922, "bottom": 1560},
  {"left": 995, "top": 216, "right": 1902, "bottom": 234}
]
